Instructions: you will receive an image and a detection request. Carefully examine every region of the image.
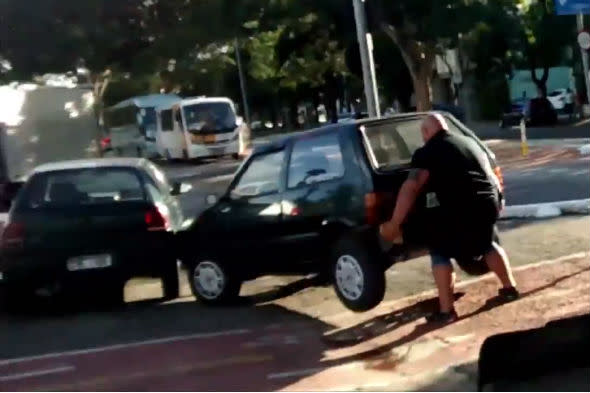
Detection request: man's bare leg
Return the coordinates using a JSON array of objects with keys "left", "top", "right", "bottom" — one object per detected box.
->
[
  {"left": 432, "top": 264, "right": 455, "bottom": 313},
  {"left": 484, "top": 242, "right": 517, "bottom": 288}
]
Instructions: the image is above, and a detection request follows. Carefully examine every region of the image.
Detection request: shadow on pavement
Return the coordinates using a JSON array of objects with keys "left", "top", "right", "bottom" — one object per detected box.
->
[{"left": 1, "top": 266, "right": 587, "bottom": 390}]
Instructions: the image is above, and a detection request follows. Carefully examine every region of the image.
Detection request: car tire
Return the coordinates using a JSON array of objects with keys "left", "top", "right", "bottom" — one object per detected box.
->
[
  {"left": 331, "top": 236, "right": 386, "bottom": 312},
  {"left": 188, "top": 257, "right": 241, "bottom": 305},
  {"left": 162, "top": 262, "right": 180, "bottom": 300}
]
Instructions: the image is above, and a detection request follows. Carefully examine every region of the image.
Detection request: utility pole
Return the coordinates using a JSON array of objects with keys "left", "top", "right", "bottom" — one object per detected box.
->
[
  {"left": 577, "top": 14, "right": 590, "bottom": 106},
  {"left": 234, "top": 37, "right": 251, "bottom": 125},
  {"left": 352, "top": 0, "right": 381, "bottom": 118}
]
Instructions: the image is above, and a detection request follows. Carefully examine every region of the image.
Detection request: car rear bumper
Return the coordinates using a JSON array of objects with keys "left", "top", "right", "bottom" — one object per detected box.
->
[{"left": 0, "top": 242, "right": 175, "bottom": 291}]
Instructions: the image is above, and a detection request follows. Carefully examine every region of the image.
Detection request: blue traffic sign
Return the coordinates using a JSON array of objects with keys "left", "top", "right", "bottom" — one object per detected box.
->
[{"left": 555, "top": 0, "right": 590, "bottom": 15}]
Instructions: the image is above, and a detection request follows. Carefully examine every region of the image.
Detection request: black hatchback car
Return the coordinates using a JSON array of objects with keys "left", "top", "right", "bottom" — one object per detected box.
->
[
  {"left": 180, "top": 113, "right": 504, "bottom": 311},
  {"left": 0, "top": 158, "right": 191, "bottom": 308}
]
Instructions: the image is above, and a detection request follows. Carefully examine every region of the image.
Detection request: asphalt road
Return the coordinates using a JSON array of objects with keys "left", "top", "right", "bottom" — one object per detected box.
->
[
  {"left": 470, "top": 119, "right": 590, "bottom": 141},
  {"left": 0, "top": 217, "right": 588, "bottom": 391}
]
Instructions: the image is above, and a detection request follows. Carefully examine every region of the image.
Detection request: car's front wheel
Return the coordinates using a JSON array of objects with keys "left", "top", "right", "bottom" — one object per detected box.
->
[
  {"left": 188, "top": 258, "right": 241, "bottom": 305},
  {"left": 331, "top": 236, "right": 386, "bottom": 312}
]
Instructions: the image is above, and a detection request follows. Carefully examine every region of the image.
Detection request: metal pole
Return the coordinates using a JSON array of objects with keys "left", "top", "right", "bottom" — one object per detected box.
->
[
  {"left": 352, "top": 0, "right": 381, "bottom": 118},
  {"left": 234, "top": 37, "right": 251, "bottom": 125},
  {"left": 578, "top": 13, "right": 590, "bottom": 106}
]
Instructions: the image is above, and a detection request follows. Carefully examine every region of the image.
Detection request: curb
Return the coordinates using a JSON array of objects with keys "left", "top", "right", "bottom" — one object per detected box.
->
[{"left": 500, "top": 199, "right": 590, "bottom": 219}]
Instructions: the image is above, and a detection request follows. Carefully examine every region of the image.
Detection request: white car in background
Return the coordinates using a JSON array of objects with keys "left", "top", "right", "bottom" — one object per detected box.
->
[{"left": 547, "top": 89, "right": 567, "bottom": 111}]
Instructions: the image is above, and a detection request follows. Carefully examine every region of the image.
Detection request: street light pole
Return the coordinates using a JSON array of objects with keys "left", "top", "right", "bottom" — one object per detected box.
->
[
  {"left": 577, "top": 14, "right": 590, "bottom": 106},
  {"left": 352, "top": 0, "right": 381, "bottom": 118},
  {"left": 234, "top": 37, "right": 251, "bottom": 125}
]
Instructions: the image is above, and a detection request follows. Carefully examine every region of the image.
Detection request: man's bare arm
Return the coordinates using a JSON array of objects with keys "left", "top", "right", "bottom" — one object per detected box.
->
[{"left": 390, "top": 169, "right": 430, "bottom": 226}]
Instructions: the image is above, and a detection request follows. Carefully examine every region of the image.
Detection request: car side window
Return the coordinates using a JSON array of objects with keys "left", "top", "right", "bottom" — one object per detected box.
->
[
  {"left": 230, "top": 150, "right": 285, "bottom": 198},
  {"left": 287, "top": 134, "right": 345, "bottom": 189}
]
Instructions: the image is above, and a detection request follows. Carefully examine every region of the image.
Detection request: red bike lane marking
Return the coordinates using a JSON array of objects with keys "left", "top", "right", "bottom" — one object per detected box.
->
[{"left": 0, "top": 324, "right": 329, "bottom": 391}]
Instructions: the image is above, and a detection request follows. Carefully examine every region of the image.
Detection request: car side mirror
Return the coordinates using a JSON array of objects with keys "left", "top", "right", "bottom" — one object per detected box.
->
[
  {"left": 170, "top": 182, "right": 192, "bottom": 196},
  {"left": 206, "top": 194, "right": 218, "bottom": 205}
]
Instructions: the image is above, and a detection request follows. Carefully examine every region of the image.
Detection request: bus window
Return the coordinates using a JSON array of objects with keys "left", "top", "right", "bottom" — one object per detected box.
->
[{"left": 160, "top": 109, "right": 173, "bottom": 131}]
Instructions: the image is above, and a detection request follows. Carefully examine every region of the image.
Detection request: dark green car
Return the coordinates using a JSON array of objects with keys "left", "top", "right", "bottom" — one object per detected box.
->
[
  {"left": 0, "top": 158, "right": 191, "bottom": 308},
  {"left": 180, "top": 112, "right": 504, "bottom": 311}
]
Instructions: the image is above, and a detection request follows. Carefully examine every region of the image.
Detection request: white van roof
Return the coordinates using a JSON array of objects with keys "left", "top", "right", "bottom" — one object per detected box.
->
[
  {"left": 180, "top": 96, "right": 235, "bottom": 106},
  {"left": 156, "top": 96, "right": 236, "bottom": 112},
  {"left": 109, "top": 94, "right": 182, "bottom": 110}
]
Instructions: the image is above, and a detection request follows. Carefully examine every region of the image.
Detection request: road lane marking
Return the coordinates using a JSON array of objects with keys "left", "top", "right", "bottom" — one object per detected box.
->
[
  {"left": 203, "top": 174, "right": 234, "bottom": 183},
  {"left": 0, "top": 365, "right": 75, "bottom": 382},
  {"left": 38, "top": 354, "right": 272, "bottom": 391},
  {"left": 0, "top": 329, "right": 251, "bottom": 367}
]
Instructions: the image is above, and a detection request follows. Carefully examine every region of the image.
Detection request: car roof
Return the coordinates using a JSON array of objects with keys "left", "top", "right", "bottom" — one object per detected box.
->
[
  {"left": 251, "top": 112, "right": 440, "bottom": 155},
  {"left": 108, "top": 94, "right": 181, "bottom": 110},
  {"left": 32, "top": 158, "right": 149, "bottom": 174}
]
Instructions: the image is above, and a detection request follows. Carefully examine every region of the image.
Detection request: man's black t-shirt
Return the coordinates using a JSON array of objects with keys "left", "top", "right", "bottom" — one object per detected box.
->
[
  {"left": 409, "top": 130, "right": 500, "bottom": 258},
  {"left": 411, "top": 130, "right": 498, "bottom": 215}
]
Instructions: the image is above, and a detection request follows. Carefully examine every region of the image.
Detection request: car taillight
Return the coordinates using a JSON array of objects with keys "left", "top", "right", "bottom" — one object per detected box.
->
[
  {"left": 1, "top": 222, "right": 25, "bottom": 247},
  {"left": 365, "top": 192, "right": 387, "bottom": 225},
  {"left": 145, "top": 206, "right": 169, "bottom": 231},
  {"left": 493, "top": 166, "right": 504, "bottom": 193},
  {"left": 100, "top": 137, "right": 111, "bottom": 149}
]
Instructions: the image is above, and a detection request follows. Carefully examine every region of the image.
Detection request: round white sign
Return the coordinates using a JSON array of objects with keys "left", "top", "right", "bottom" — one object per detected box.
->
[{"left": 578, "top": 30, "right": 590, "bottom": 51}]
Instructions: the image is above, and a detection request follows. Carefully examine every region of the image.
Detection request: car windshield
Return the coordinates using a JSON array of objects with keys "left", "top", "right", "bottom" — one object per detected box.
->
[
  {"left": 20, "top": 168, "right": 145, "bottom": 208},
  {"left": 182, "top": 102, "right": 237, "bottom": 133}
]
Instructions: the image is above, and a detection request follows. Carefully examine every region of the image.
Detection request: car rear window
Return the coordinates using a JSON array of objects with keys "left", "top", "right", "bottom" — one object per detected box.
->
[
  {"left": 19, "top": 168, "right": 145, "bottom": 208},
  {"left": 361, "top": 115, "right": 464, "bottom": 170}
]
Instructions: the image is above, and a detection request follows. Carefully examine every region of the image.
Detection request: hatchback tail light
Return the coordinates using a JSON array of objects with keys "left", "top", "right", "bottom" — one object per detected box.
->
[
  {"left": 365, "top": 192, "right": 388, "bottom": 225},
  {"left": 1, "top": 222, "right": 25, "bottom": 248},
  {"left": 145, "top": 206, "right": 170, "bottom": 231},
  {"left": 100, "top": 137, "right": 111, "bottom": 150},
  {"left": 493, "top": 166, "right": 504, "bottom": 193}
]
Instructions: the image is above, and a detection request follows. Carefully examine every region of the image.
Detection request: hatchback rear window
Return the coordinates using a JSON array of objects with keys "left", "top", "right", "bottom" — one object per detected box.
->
[
  {"left": 20, "top": 168, "right": 145, "bottom": 208},
  {"left": 361, "top": 115, "right": 464, "bottom": 170}
]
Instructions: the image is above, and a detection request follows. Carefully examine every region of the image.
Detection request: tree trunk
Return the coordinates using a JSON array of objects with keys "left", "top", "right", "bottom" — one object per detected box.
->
[
  {"left": 412, "top": 66, "right": 433, "bottom": 111},
  {"left": 381, "top": 25, "right": 434, "bottom": 111},
  {"left": 531, "top": 66, "right": 549, "bottom": 98}
]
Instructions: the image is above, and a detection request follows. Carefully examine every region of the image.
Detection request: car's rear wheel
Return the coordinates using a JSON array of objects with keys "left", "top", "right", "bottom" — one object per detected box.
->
[
  {"left": 162, "top": 261, "right": 180, "bottom": 300},
  {"left": 331, "top": 236, "right": 386, "bottom": 312},
  {"left": 189, "top": 257, "right": 241, "bottom": 305}
]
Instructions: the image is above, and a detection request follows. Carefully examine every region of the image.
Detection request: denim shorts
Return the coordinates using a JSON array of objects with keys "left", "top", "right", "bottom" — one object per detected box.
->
[{"left": 431, "top": 253, "right": 453, "bottom": 267}]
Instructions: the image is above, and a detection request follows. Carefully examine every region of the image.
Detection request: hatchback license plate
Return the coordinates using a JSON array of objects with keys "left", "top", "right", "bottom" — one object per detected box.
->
[{"left": 67, "top": 254, "right": 112, "bottom": 271}]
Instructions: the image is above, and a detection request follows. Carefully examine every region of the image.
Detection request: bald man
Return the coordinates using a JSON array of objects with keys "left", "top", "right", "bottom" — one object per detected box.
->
[{"left": 380, "top": 113, "right": 518, "bottom": 323}]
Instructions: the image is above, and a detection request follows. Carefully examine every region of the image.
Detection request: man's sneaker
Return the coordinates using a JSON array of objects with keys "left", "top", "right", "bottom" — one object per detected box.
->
[
  {"left": 426, "top": 309, "right": 458, "bottom": 324},
  {"left": 498, "top": 286, "right": 520, "bottom": 302}
]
